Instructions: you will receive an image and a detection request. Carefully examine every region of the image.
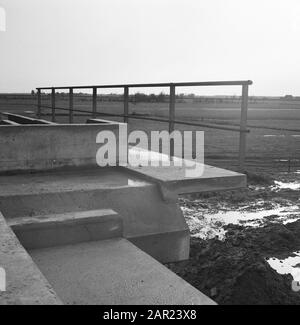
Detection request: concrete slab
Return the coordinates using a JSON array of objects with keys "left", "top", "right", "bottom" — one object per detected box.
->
[
  {"left": 0, "top": 167, "right": 149, "bottom": 197},
  {"left": 0, "top": 212, "right": 61, "bottom": 305},
  {"left": 125, "top": 147, "right": 246, "bottom": 196},
  {"left": 9, "top": 209, "right": 123, "bottom": 249},
  {"left": 29, "top": 238, "right": 216, "bottom": 305}
]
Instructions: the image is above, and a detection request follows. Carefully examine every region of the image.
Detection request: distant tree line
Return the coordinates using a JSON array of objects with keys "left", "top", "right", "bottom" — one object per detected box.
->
[{"left": 21, "top": 91, "right": 300, "bottom": 104}]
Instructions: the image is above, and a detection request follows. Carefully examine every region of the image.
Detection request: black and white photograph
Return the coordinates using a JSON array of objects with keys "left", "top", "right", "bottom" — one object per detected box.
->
[{"left": 0, "top": 0, "right": 300, "bottom": 309}]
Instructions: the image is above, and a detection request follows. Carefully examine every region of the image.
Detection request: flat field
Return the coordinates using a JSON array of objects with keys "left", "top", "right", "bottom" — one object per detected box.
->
[{"left": 1, "top": 94, "right": 299, "bottom": 172}]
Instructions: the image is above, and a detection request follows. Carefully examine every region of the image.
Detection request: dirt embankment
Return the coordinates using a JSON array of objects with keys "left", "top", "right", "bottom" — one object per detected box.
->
[{"left": 167, "top": 172, "right": 300, "bottom": 305}]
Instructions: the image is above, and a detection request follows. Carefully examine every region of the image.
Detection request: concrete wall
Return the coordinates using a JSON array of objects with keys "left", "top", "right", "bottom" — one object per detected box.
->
[{"left": 0, "top": 124, "right": 122, "bottom": 173}]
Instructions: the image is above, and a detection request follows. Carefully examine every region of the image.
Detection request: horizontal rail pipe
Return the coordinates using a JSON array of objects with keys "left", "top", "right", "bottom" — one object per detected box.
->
[
  {"left": 37, "top": 104, "right": 250, "bottom": 133},
  {"left": 36, "top": 80, "right": 253, "bottom": 171},
  {"left": 36, "top": 80, "right": 252, "bottom": 91}
]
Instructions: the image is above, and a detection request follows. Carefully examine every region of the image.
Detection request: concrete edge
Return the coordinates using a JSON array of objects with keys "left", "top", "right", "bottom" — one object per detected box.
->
[
  {"left": 8, "top": 209, "right": 120, "bottom": 229},
  {"left": 129, "top": 229, "right": 191, "bottom": 263},
  {"left": 10, "top": 212, "right": 124, "bottom": 250},
  {"left": 120, "top": 165, "right": 247, "bottom": 200}
]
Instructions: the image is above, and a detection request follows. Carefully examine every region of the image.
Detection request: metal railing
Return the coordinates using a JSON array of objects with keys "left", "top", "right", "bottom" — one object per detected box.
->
[{"left": 36, "top": 80, "right": 252, "bottom": 171}]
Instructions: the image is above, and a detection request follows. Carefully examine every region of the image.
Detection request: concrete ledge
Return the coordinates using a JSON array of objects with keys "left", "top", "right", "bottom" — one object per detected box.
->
[
  {"left": 2, "top": 112, "right": 45, "bottom": 125},
  {"left": 0, "top": 212, "right": 61, "bottom": 305},
  {"left": 9, "top": 209, "right": 123, "bottom": 249},
  {"left": 0, "top": 120, "right": 20, "bottom": 126},
  {"left": 124, "top": 147, "right": 246, "bottom": 195},
  {"left": 34, "top": 119, "right": 57, "bottom": 125},
  {"left": 1, "top": 113, "right": 61, "bottom": 125},
  {"left": 86, "top": 118, "right": 120, "bottom": 124}
]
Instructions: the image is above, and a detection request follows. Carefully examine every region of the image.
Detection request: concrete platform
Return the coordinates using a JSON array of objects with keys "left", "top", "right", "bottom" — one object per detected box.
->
[
  {"left": 0, "top": 167, "right": 149, "bottom": 197},
  {"left": 29, "top": 238, "right": 216, "bottom": 305}
]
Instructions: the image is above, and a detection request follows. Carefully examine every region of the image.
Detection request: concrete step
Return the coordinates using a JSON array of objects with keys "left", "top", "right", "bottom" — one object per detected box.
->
[
  {"left": 29, "top": 237, "right": 216, "bottom": 305},
  {"left": 8, "top": 209, "right": 123, "bottom": 249}
]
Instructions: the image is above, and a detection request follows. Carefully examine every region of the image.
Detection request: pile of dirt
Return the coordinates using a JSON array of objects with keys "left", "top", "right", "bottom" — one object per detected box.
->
[{"left": 167, "top": 220, "right": 300, "bottom": 305}]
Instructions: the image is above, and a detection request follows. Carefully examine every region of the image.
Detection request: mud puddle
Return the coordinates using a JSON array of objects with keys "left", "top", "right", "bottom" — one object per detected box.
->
[
  {"left": 181, "top": 199, "right": 300, "bottom": 240},
  {"left": 167, "top": 175, "right": 300, "bottom": 304}
]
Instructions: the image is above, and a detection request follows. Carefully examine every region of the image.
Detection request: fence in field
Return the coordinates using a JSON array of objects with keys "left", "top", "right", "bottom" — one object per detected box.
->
[{"left": 36, "top": 80, "right": 252, "bottom": 171}]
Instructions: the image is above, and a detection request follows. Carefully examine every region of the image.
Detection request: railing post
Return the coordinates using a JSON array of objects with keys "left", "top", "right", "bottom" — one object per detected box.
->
[
  {"left": 69, "top": 88, "right": 73, "bottom": 124},
  {"left": 124, "top": 86, "right": 129, "bottom": 123},
  {"left": 169, "top": 84, "right": 176, "bottom": 157},
  {"left": 37, "top": 89, "right": 41, "bottom": 119},
  {"left": 92, "top": 87, "right": 97, "bottom": 118},
  {"left": 51, "top": 88, "right": 56, "bottom": 122},
  {"left": 239, "top": 84, "right": 249, "bottom": 171}
]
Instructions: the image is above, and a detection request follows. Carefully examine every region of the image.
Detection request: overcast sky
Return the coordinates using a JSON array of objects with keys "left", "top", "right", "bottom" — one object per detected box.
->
[{"left": 0, "top": 0, "right": 300, "bottom": 95}]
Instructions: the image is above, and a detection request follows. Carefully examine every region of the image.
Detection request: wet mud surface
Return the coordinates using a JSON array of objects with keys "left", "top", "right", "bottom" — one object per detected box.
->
[{"left": 167, "top": 172, "right": 300, "bottom": 305}]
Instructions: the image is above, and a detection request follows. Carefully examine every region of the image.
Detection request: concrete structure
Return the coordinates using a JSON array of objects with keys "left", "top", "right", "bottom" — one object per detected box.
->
[
  {"left": 1, "top": 112, "right": 55, "bottom": 125},
  {"left": 0, "top": 123, "right": 121, "bottom": 172},
  {"left": 0, "top": 117, "right": 246, "bottom": 305},
  {"left": 0, "top": 168, "right": 190, "bottom": 263}
]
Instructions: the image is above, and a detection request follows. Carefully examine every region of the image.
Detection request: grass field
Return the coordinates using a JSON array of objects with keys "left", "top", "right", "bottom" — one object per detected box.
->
[{"left": 1, "top": 94, "right": 300, "bottom": 173}]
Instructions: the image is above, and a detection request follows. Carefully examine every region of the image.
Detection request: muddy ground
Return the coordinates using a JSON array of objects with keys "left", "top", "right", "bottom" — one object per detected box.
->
[{"left": 167, "top": 171, "right": 300, "bottom": 305}]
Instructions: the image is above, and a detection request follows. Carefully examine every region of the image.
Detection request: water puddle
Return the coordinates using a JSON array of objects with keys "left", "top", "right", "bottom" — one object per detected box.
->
[
  {"left": 267, "top": 252, "right": 300, "bottom": 282},
  {"left": 273, "top": 181, "right": 300, "bottom": 190},
  {"left": 182, "top": 203, "right": 300, "bottom": 240},
  {"left": 207, "top": 205, "right": 299, "bottom": 227}
]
